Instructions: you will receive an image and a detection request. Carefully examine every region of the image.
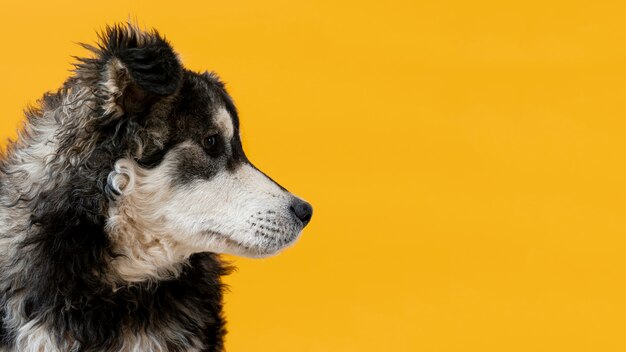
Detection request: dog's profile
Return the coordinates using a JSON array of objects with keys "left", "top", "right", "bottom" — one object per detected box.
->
[{"left": 0, "top": 23, "right": 312, "bottom": 351}]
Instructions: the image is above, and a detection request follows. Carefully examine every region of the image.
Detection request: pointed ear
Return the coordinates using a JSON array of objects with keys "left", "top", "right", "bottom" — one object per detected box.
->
[{"left": 76, "top": 23, "right": 183, "bottom": 118}]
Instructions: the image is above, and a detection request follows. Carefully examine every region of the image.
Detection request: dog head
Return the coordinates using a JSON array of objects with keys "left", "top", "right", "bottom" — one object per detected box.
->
[{"left": 60, "top": 24, "right": 312, "bottom": 280}]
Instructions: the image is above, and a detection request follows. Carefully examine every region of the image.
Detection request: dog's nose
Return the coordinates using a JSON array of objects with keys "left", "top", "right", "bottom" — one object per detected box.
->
[{"left": 290, "top": 199, "right": 313, "bottom": 226}]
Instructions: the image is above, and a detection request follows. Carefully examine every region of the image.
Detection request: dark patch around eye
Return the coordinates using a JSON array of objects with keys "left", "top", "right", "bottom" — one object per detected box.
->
[
  {"left": 226, "top": 133, "right": 247, "bottom": 171},
  {"left": 173, "top": 145, "right": 223, "bottom": 186}
]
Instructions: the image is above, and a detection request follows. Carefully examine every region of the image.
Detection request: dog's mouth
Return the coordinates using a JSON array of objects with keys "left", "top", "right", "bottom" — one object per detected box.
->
[{"left": 202, "top": 219, "right": 303, "bottom": 258}]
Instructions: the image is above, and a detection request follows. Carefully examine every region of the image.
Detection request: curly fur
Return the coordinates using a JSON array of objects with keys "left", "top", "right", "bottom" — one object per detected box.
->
[{"left": 0, "top": 23, "right": 312, "bottom": 351}]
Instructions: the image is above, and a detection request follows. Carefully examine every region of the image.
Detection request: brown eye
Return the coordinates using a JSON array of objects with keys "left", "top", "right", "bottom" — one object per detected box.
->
[
  {"left": 203, "top": 134, "right": 218, "bottom": 150},
  {"left": 202, "top": 134, "right": 223, "bottom": 156}
]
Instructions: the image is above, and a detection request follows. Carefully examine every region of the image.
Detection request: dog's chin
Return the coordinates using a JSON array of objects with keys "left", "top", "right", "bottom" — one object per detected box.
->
[
  {"left": 231, "top": 234, "right": 302, "bottom": 259},
  {"left": 202, "top": 229, "right": 303, "bottom": 259}
]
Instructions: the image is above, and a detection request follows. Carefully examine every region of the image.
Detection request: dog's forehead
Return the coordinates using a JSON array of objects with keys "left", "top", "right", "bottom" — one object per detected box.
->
[{"left": 175, "top": 71, "right": 237, "bottom": 138}]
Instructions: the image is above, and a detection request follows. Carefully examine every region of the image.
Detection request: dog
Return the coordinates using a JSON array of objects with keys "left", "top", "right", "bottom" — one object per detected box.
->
[{"left": 0, "top": 23, "right": 312, "bottom": 351}]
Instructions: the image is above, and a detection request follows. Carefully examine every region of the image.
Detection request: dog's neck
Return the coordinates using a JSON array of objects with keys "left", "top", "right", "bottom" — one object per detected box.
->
[
  {"left": 106, "top": 197, "right": 194, "bottom": 285},
  {"left": 106, "top": 224, "right": 191, "bottom": 285}
]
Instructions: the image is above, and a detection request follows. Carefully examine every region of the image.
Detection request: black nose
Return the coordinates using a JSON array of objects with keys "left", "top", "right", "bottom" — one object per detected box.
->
[{"left": 290, "top": 199, "right": 313, "bottom": 226}]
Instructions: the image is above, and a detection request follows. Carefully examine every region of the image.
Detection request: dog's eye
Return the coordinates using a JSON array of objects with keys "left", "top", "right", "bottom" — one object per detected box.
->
[
  {"left": 202, "top": 134, "right": 221, "bottom": 155},
  {"left": 204, "top": 135, "right": 217, "bottom": 149}
]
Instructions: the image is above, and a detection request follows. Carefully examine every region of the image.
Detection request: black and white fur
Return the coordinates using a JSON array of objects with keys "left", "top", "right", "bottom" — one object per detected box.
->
[{"left": 0, "top": 24, "right": 312, "bottom": 351}]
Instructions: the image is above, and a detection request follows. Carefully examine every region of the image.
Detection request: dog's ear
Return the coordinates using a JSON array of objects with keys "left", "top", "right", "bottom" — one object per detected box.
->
[{"left": 75, "top": 23, "right": 183, "bottom": 118}]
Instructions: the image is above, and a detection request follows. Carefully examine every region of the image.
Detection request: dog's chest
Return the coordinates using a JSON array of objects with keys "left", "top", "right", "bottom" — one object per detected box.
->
[
  {"left": 2, "top": 254, "right": 227, "bottom": 352},
  {"left": 9, "top": 327, "right": 207, "bottom": 352},
  {"left": 6, "top": 301, "right": 221, "bottom": 352}
]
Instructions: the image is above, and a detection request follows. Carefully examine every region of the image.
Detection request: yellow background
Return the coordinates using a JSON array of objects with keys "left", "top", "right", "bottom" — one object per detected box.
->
[{"left": 1, "top": 1, "right": 625, "bottom": 351}]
